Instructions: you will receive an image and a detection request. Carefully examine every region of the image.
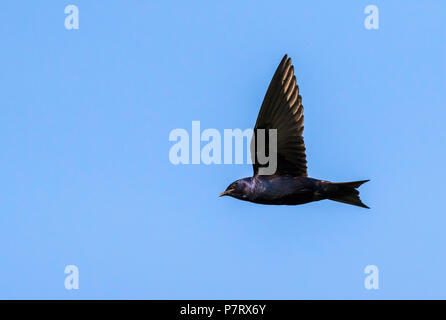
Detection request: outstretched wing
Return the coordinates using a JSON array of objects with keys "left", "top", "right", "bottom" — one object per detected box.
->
[{"left": 251, "top": 55, "right": 308, "bottom": 177}]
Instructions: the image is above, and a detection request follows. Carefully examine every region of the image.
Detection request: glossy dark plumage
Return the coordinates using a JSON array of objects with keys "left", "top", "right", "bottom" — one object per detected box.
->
[{"left": 220, "top": 55, "right": 370, "bottom": 208}]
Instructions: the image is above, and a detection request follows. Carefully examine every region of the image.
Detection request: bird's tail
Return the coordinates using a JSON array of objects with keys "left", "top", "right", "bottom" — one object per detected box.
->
[{"left": 326, "top": 180, "right": 370, "bottom": 209}]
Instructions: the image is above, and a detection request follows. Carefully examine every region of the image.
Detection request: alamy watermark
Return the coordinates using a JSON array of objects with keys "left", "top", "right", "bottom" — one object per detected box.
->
[
  {"left": 65, "top": 5, "right": 79, "bottom": 30},
  {"left": 168, "top": 121, "right": 278, "bottom": 175},
  {"left": 364, "top": 5, "right": 379, "bottom": 30},
  {"left": 364, "top": 265, "right": 379, "bottom": 290},
  {"left": 64, "top": 265, "right": 79, "bottom": 290}
]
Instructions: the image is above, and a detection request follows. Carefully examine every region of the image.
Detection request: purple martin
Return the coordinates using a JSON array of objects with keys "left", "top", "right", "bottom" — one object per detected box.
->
[{"left": 220, "top": 55, "right": 369, "bottom": 208}]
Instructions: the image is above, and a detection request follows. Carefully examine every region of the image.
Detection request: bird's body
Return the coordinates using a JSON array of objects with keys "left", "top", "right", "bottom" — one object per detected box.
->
[
  {"left": 220, "top": 55, "right": 370, "bottom": 209},
  {"left": 224, "top": 175, "right": 369, "bottom": 208},
  {"left": 228, "top": 175, "right": 323, "bottom": 205}
]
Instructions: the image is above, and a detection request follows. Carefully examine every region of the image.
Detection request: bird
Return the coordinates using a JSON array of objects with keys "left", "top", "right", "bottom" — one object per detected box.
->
[{"left": 219, "top": 54, "right": 370, "bottom": 208}]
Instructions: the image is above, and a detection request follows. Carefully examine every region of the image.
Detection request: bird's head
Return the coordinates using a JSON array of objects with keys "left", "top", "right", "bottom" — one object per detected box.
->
[{"left": 219, "top": 178, "right": 252, "bottom": 200}]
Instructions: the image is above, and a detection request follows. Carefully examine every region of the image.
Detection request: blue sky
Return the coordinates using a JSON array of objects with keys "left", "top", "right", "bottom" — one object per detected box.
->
[{"left": 0, "top": 1, "right": 445, "bottom": 299}]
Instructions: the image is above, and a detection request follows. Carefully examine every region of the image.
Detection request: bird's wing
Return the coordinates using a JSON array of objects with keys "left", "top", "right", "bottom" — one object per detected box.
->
[{"left": 251, "top": 54, "right": 308, "bottom": 177}]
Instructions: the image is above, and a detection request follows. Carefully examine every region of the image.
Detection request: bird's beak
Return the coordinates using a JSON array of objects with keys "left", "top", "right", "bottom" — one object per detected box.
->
[{"left": 219, "top": 189, "right": 233, "bottom": 197}]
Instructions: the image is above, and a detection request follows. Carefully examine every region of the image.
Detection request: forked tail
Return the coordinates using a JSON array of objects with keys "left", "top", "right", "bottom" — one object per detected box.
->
[{"left": 327, "top": 180, "right": 370, "bottom": 209}]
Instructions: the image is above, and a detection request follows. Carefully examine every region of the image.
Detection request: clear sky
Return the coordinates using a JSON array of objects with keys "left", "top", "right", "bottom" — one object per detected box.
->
[{"left": 1, "top": 1, "right": 445, "bottom": 299}]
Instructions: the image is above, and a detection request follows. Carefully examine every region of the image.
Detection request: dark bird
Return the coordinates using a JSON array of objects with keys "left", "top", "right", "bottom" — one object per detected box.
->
[{"left": 220, "top": 55, "right": 370, "bottom": 208}]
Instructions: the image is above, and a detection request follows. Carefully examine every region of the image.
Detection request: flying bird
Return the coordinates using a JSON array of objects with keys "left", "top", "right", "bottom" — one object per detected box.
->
[{"left": 220, "top": 55, "right": 369, "bottom": 208}]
